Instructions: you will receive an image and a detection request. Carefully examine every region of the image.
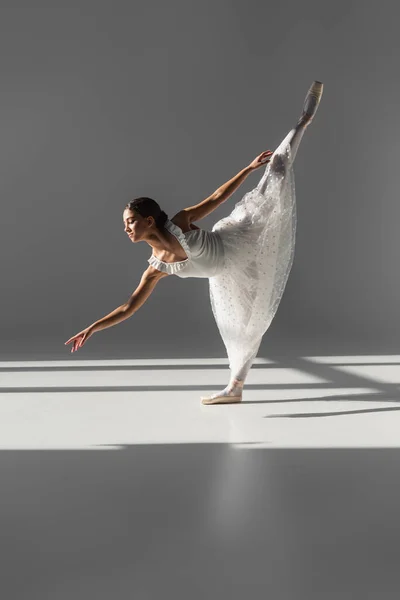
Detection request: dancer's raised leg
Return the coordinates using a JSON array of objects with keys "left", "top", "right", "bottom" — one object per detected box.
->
[
  {"left": 258, "top": 81, "right": 323, "bottom": 194},
  {"left": 288, "top": 80, "right": 323, "bottom": 161}
]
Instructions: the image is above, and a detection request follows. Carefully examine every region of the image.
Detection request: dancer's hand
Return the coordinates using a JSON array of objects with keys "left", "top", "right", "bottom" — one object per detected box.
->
[
  {"left": 248, "top": 150, "right": 273, "bottom": 170},
  {"left": 65, "top": 325, "right": 96, "bottom": 353}
]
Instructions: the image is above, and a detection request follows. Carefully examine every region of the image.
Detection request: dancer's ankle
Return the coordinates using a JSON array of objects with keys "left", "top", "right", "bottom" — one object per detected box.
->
[
  {"left": 296, "top": 115, "right": 310, "bottom": 128},
  {"left": 228, "top": 377, "right": 244, "bottom": 392}
]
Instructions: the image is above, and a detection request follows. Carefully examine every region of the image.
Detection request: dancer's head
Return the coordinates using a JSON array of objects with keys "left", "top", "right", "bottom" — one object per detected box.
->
[{"left": 123, "top": 197, "right": 168, "bottom": 242}]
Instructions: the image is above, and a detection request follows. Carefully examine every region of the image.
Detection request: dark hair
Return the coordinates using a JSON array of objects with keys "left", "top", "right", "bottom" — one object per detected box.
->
[{"left": 125, "top": 197, "right": 168, "bottom": 230}]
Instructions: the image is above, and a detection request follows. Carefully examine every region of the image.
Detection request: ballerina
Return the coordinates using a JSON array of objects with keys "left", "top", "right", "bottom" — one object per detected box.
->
[{"left": 65, "top": 81, "right": 324, "bottom": 405}]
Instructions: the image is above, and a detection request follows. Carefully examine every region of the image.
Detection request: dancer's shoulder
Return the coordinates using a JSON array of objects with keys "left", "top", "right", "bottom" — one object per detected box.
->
[{"left": 171, "top": 210, "right": 200, "bottom": 232}]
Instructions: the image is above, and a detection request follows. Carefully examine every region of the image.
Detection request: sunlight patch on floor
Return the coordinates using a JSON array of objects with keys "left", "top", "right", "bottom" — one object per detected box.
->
[{"left": 0, "top": 355, "right": 399, "bottom": 449}]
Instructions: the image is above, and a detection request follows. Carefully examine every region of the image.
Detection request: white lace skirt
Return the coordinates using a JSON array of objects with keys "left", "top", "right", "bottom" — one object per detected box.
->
[{"left": 208, "top": 133, "right": 296, "bottom": 379}]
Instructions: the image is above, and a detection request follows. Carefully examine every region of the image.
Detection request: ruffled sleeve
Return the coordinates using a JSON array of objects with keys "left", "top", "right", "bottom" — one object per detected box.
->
[
  {"left": 165, "top": 219, "right": 192, "bottom": 258},
  {"left": 147, "top": 254, "right": 189, "bottom": 274},
  {"left": 147, "top": 219, "right": 192, "bottom": 275}
]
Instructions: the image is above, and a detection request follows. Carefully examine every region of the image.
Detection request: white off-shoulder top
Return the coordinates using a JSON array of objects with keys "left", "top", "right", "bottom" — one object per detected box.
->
[{"left": 147, "top": 219, "right": 225, "bottom": 278}]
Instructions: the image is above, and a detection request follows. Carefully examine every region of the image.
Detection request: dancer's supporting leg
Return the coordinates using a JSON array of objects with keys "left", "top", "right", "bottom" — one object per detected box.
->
[
  {"left": 201, "top": 342, "right": 261, "bottom": 405},
  {"left": 227, "top": 345, "right": 260, "bottom": 393}
]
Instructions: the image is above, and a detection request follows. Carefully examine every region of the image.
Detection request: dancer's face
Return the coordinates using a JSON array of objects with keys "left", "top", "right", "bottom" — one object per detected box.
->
[{"left": 123, "top": 209, "right": 155, "bottom": 242}]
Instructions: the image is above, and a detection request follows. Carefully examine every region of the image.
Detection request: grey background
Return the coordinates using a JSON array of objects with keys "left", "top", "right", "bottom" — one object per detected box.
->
[
  {"left": 1, "top": 0, "right": 397, "bottom": 359},
  {"left": 2, "top": 4, "right": 400, "bottom": 599}
]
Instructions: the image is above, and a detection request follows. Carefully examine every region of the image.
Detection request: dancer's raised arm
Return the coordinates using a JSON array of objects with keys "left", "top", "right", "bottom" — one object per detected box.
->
[
  {"left": 183, "top": 150, "right": 273, "bottom": 223},
  {"left": 65, "top": 266, "right": 169, "bottom": 353},
  {"left": 216, "top": 150, "right": 273, "bottom": 201}
]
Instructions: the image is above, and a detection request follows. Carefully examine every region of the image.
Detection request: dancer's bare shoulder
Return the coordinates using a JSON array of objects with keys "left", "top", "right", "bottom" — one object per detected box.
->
[{"left": 171, "top": 210, "right": 201, "bottom": 232}]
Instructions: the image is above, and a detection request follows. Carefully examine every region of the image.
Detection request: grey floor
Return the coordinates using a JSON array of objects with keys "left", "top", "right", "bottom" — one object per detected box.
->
[{"left": 1, "top": 345, "right": 400, "bottom": 599}]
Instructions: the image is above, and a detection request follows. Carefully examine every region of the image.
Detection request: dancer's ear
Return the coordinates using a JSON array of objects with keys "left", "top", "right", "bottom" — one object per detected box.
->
[{"left": 146, "top": 216, "right": 156, "bottom": 227}]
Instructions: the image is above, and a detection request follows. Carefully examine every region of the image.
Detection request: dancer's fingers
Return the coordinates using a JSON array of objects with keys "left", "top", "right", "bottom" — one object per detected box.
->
[
  {"left": 65, "top": 331, "right": 84, "bottom": 346},
  {"left": 65, "top": 334, "right": 79, "bottom": 345},
  {"left": 262, "top": 151, "right": 273, "bottom": 160}
]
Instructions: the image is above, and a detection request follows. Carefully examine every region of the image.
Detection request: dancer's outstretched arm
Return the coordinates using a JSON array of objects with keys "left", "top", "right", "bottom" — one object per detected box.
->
[{"left": 65, "top": 266, "right": 169, "bottom": 353}]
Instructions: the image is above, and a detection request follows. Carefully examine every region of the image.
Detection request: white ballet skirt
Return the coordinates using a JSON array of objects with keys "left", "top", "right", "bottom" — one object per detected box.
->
[{"left": 148, "top": 134, "right": 296, "bottom": 378}]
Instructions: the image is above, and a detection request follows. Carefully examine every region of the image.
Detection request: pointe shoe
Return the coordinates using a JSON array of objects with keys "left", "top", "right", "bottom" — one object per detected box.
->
[
  {"left": 298, "top": 80, "right": 324, "bottom": 126},
  {"left": 201, "top": 393, "right": 242, "bottom": 405}
]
